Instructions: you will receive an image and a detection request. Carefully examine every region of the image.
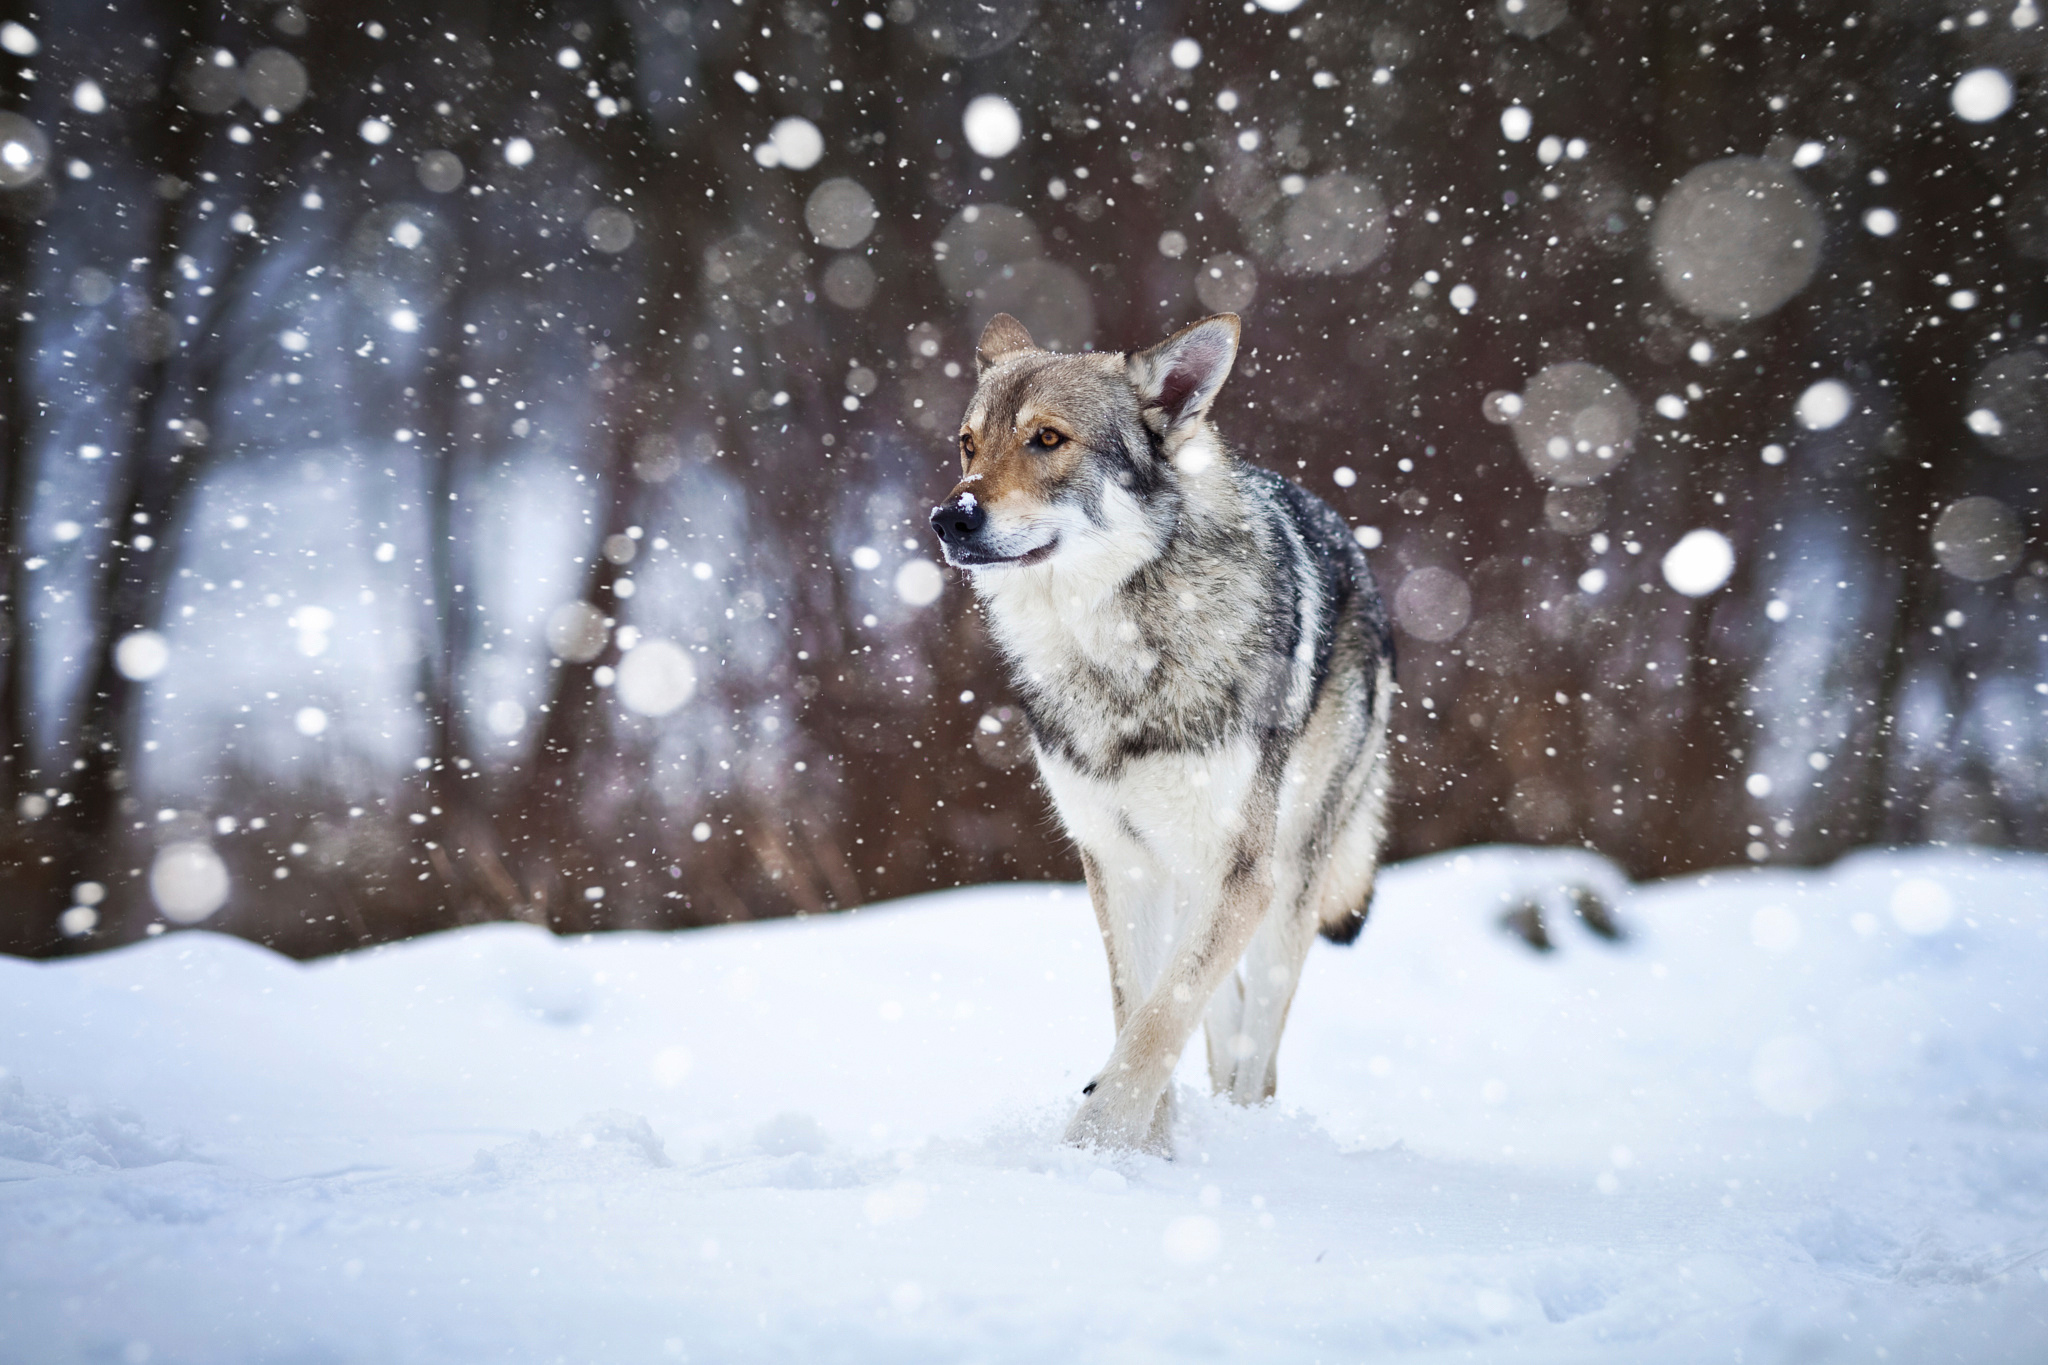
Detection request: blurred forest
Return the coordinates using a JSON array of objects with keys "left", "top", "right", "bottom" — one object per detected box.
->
[{"left": 1, "top": 0, "right": 2043, "bottom": 958}]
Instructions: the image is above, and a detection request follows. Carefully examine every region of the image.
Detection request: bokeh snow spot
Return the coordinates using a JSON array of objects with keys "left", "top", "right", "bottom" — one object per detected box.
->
[
  {"left": 913, "top": 0, "right": 1040, "bottom": 58},
  {"left": 1889, "top": 878, "right": 1955, "bottom": 936},
  {"left": 1506, "top": 362, "right": 1639, "bottom": 486},
  {"left": 1951, "top": 68, "right": 2013, "bottom": 122},
  {"left": 1652, "top": 157, "right": 1821, "bottom": 322},
  {"left": 150, "top": 841, "right": 230, "bottom": 924},
  {"left": 762, "top": 117, "right": 824, "bottom": 171},
  {"left": 894, "top": 559, "right": 944, "bottom": 607},
  {"left": 1931, "top": 497, "right": 2022, "bottom": 580},
  {"left": 962, "top": 95, "right": 1022, "bottom": 158},
  {"left": 1497, "top": 0, "right": 1568, "bottom": 38},
  {"left": 934, "top": 204, "right": 1094, "bottom": 350},
  {"left": 1274, "top": 173, "right": 1390, "bottom": 276},
  {"left": 0, "top": 112, "right": 51, "bottom": 189},
  {"left": 805, "top": 178, "right": 878, "bottom": 249},
  {"left": 114, "top": 629, "right": 169, "bottom": 682},
  {"left": 546, "top": 602, "right": 608, "bottom": 663},
  {"left": 1661, "top": 529, "right": 1735, "bottom": 597},
  {"left": 1394, "top": 567, "right": 1472, "bottom": 642},
  {"left": 243, "top": 48, "right": 309, "bottom": 115},
  {"left": 1795, "top": 380, "right": 1853, "bottom": 431},
  {"left": 1966, "top": 350, "right": 2048, "bottom": 459},
  {"left": 416, "top": 149, "right": 463, "bottom": 193},
  {"left": 617, "top": 640, "right": 697, "bottom": 717},
  {"left": 1195, "top": 253, "right": 1257, "bottom": 312},
  {"left": 346, "top": 205, "right": 459, "bottom": 317},
  {"left": 583, "top": 206, "right": 635, "bottom": 253},
  {"left": 823, "top": 255, "right": 878, "bottom": 309}
]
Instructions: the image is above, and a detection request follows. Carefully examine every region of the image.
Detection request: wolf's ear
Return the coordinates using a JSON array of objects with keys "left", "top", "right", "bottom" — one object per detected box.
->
[
  {"left": 1127, "top": 314, "right": 1240, "bottom": 437},
  {"left": 976, "top": 313, "right": 1036, "bottom": 373}
]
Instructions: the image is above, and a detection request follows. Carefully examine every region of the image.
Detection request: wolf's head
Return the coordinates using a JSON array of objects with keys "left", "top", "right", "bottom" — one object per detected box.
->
[{"left": 928, "top": 312, "right": 1240, "bottom": 589}]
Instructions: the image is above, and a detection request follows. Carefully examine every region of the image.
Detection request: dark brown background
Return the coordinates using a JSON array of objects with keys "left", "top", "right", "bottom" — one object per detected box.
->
[{"left": 2, "top": 0, "right": 2042, "bottom": 958}]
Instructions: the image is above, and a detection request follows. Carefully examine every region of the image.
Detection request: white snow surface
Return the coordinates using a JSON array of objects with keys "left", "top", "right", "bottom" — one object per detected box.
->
[{"left": 4, "top": 845, "right": 2046, "bottom": 1364}]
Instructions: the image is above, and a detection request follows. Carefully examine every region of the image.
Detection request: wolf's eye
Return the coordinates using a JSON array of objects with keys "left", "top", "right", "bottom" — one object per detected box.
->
[
  {"left": 1035, "top": 427, "right": 1065, "bottom": 448},
  {"left": 959, "top": 431, "right": 975, "bottom": 458}
]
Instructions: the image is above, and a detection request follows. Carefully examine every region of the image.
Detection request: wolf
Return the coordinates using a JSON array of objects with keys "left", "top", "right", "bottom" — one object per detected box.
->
[{"left": 928, "top": 312, "right": 1396, "bottom": 1154}]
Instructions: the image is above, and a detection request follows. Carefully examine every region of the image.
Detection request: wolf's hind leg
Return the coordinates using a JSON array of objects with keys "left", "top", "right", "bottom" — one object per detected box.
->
[
  {"left": 1147, "top": 1085, "right": 1178, "bottom": 1151},
  {"left": 1227, "top": 904, "right": 1318, "bottom": 1104},
  {"left": 1202, "top": 970, "right": 1246, "bottom": 1093}
]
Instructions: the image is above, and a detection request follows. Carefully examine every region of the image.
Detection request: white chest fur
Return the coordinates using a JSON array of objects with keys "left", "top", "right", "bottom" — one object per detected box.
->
[
  {"left": 1034, "top": 739, "right": 1261, "bottom": 993},
  {"left": 973, "top": 482, "right": 1163, "bottom": 686}
]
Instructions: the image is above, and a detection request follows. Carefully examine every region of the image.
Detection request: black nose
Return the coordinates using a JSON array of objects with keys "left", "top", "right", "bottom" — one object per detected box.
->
[{"left": 929, "top": 495, "right": 986, "bottom": 546}]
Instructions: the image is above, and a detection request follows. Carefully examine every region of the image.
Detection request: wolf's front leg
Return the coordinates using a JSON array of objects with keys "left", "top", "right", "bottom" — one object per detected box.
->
[
  {"left": 1079, "top": 846, "right": 1180, "bottom": 1146},
  {"left": 1066, "top": 844, "right": 1275, "bottom": 1153}
]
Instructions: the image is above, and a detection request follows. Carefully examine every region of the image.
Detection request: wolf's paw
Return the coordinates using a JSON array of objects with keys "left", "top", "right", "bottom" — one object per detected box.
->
[{"left": 1065, "top": 1080, "right": 1169, "bottom": 1155}]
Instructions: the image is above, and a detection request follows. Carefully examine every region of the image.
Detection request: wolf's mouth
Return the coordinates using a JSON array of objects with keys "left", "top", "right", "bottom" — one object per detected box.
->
[{"left": 951, "top": 536, "right": 1059, "bottom": 569}]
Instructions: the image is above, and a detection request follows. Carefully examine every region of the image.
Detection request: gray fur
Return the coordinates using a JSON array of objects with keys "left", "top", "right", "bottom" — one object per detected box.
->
[{"left": 930, "top": 313, "right": 1396, "bottom": 1153}]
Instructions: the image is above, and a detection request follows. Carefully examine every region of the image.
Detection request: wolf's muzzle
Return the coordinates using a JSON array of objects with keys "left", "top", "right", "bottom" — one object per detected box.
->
[{"left": 929, "top": 494, "right": 987, "bottom": 551}]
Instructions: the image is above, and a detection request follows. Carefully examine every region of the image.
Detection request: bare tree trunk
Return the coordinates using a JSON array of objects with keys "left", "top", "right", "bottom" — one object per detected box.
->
[
  {"left": 49, "top": 3, "right": 322, "bottom": 945},
  {"left": 498, "top": 0, "right": 695, "bottom": 927},
  {"left": 0, "top": 200, "right": 36, "bottom": 811},
  {"left": 406, "top": 201, "right": 496, "bottom": 920}
]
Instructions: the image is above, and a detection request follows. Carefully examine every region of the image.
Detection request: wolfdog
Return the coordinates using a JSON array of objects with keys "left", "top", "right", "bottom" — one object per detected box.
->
[{"left": 929, "top": 313, "right": 1396, "bottom": 1154}]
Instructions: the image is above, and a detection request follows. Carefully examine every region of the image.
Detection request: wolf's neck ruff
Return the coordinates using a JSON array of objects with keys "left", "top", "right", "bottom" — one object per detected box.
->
[{"left": 976, "top": 453, "right": 1316, "bottom": 782}]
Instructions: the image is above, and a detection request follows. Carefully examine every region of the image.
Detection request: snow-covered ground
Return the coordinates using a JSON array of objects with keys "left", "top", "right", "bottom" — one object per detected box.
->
[{"left": 4, "top": 846, "right": 2046, "bottom": 1364}]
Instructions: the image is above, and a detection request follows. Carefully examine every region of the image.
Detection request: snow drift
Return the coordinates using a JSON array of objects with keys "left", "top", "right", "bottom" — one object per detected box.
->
[{"left": 2, "top": 845, "right": 2045, "bottom": 1363}]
